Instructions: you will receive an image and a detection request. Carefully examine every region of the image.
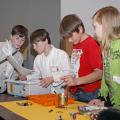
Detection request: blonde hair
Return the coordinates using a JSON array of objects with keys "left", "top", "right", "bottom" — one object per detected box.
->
[{"left": 93, "top": 6, "right": 120, "bottom": 54}]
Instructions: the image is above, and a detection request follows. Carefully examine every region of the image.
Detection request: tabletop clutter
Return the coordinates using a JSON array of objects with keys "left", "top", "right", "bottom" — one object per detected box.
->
[
  {"left": 27, "top": 94, "right": 107, "bottom": 120},
  {"left": 4, "top": 80, "right": 107, "bottom": 120}
]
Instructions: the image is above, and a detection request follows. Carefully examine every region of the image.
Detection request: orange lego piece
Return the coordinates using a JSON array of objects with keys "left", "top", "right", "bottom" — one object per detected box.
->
[{"left": 27, "top": 94, "right": 74, "bottom": 106}]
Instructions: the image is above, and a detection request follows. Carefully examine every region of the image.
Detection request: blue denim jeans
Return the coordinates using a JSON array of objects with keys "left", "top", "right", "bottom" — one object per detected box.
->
[{"left": 73, "top": 89, "right": 99, "bottom": 102}]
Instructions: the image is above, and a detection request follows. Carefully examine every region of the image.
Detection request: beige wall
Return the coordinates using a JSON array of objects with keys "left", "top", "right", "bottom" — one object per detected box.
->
[{"left": 61, "top": 0, "right": 120, "bottom": 35}]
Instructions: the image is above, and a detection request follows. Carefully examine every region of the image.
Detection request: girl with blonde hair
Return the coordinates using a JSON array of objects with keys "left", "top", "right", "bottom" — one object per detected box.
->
[{"left": 89, "top": 6, "right": 120, "bottom": 107}]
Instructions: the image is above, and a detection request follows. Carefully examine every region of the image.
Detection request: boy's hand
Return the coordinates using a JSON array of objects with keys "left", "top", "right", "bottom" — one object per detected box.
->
[
  {"left": 40, "top": 76, "right": 54, "bottom": 87},
  {"left": 18, "top": 75, "right": 27, "bottom": 80},
  {"left": 61, "top": 75, "right": 78, "bottom": 86},
  {"left": 18, "top": 72, "right": 27, "bottom": 80}
]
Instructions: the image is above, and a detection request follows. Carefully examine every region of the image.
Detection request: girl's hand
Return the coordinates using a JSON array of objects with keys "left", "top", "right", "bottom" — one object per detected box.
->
[{"left": 88, "top": 99, "right": 105, "bottom": 107}]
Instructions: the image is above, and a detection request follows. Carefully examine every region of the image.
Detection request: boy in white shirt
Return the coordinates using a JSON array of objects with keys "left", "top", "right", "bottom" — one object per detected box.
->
[
  {"left": 29, "top": 28, "right": 71, "bottom": 94},
  {"left": 0, "top": 25, "right": 28, "bottom": 93}
]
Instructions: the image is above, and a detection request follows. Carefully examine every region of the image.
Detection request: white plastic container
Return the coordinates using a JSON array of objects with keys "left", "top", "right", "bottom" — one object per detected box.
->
[{"left": 5, "top": 80, "right": 50, "bottom": 97}]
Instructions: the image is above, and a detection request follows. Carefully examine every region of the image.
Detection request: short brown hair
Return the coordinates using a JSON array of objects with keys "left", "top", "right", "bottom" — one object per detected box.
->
[
  {"left": 11, "top": 25, "right": 28, "bottom": 40},
  {"left": 30, "top": 28, "right": 51, "bottom": 44},
  {"left": 59, "top": 14, "right": 85, "bottom": 39}
]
